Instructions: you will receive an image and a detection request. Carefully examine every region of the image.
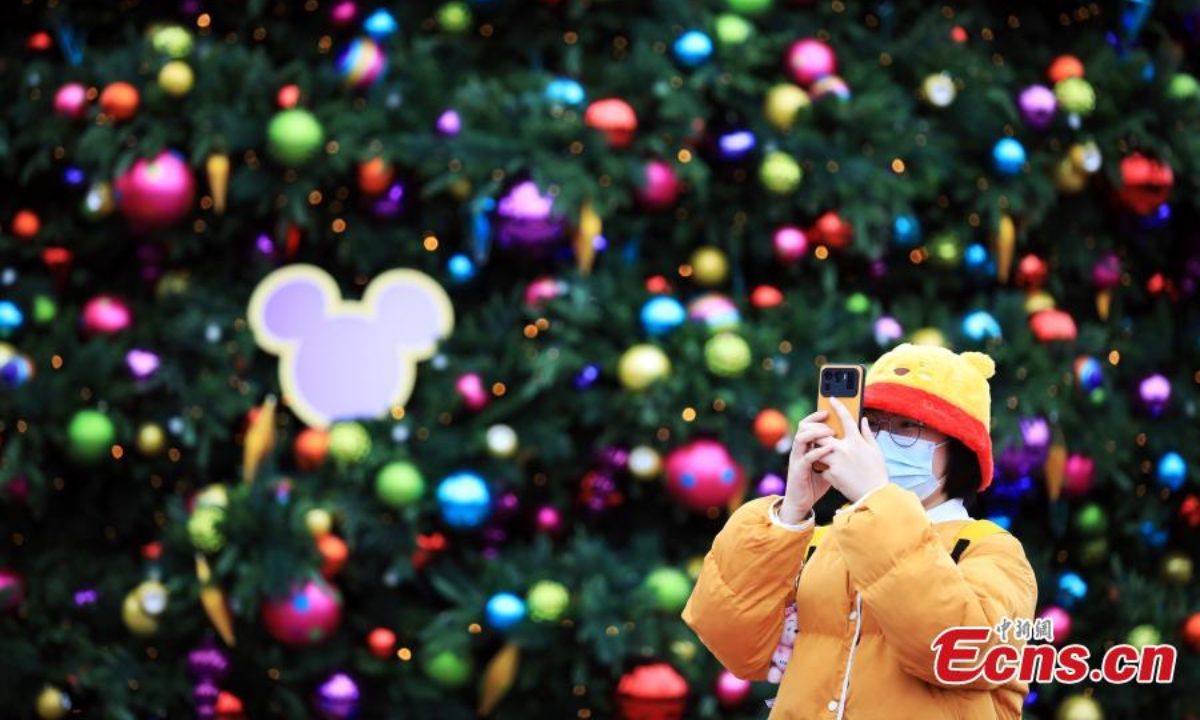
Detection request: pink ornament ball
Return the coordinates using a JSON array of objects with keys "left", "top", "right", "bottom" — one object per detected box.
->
[
  {"left": 535, "top": 505, "right": 562, "bottom": 533},
  {"left": 54, "top": 82, "right": 89, "bottom": 119},
  {"left": 785, "top": 39, "right": 836, "bottom": 87},
  {"left": 1062, "top": 453, "right": 1094, "bottom": 498},
  {"left": 635, "top": 159, "right": 681, "bottom": 211},
  {"left": 664, "top": 438, "right": 744, "bottom": 512},
  {"left": 261, "top": 579, "right": 343, "bottom": 647},
  {"left": 772, "top": 225, "right": 808, "bottom": 263},
  {"left": 82, "top": 295, "right": 133, "bottom": 335},
  {"left": 715, "top": 670, "right": 752, "bottom": 709},
  {"left": 115, "top": 151, "right": 196, "bottom": 229},
  {"left": 523, "top": 276, "right": 567, "bottom": 309},
  {"left": 1038, "top": 605, "right": 1072, "bottom": 644},
  {"left": 329, "top": 0, "right": 358, "bottom": 26},
  {"left": 456, "top": 372, "right": 490, "bottom": 411},
  {"left": 0, "top": 568, "right": 26, "bottom": 612},
  {"left": 873, "top": 316, "right": 903, "bottom": 346}
]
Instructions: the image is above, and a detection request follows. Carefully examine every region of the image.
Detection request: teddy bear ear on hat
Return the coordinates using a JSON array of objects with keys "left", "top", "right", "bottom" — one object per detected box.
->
[{"left": 960, "top": 351, "right": 996, "bottom": 380}]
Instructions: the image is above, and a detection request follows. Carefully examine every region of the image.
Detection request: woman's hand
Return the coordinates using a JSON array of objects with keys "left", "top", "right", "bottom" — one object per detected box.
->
[
  {"left": 780, "top": 411, "right": 836, "bottom": 524},
  {"left": 812, "top": 397, "right": 889, "bottom": 502}
]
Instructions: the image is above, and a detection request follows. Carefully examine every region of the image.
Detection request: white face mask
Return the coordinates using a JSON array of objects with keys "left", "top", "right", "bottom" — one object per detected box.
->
[{"left": 876, "top": 430, "right": 948, "bottom": 501}]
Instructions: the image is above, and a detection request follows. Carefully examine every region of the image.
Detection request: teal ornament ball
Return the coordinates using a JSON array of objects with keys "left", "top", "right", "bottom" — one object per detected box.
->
[
  {"left": 640, "top": 296, "right": 686, "bottom": 336},
  {"left": 485, "top": 592, "right": 527, "bottom": 631}
]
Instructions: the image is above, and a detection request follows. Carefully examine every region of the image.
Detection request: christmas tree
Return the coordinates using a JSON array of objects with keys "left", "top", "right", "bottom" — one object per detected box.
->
[{"left": 1, "top": 0, "right": 1197, "bottom": 718}]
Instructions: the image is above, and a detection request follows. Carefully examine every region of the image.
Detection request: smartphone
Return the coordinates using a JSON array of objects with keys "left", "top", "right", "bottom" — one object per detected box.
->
[{"left": 811, "top": 363, "right": 866, "bottom": 472}]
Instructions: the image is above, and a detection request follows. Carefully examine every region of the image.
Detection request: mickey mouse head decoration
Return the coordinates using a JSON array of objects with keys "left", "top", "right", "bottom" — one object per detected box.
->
[{"left": 248, "top": 264, "right": 454, "bottom": 428}]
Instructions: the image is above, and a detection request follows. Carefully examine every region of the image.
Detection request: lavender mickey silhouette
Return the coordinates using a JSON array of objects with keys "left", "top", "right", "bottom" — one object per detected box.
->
[{"left": 248, "top": 264, "right": 454, "bottom": 428}]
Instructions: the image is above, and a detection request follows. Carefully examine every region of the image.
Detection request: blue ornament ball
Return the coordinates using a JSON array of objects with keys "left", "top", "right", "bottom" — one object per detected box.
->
[
  {"left": 574, "top": 363, "right": 600, "bottom": 390},
  {"left": 992, "top": 138, "right": 1026, "bottom": 175},
  {"left": 1140, "top": 520, "right": 1168, "bottom": 548},
  {"left": 714, "top": 128, "right": 757, "bottom": 162},
  {"left": 363, "top": 8, "right": 398, "bottom": 39},
  {"left": 0, "top": 301, "right": 23, "bottom": 337},
  {"left": 892, "top": 214, "right": 921, "bottom": 247},
  {"left": 1074, "top": 355, "right": 1104, "bottom": 391},
  {"left": 673, "top": 31, "right": 714, "bottom": 67},
  {"left": 545, "top": 77, "right": 585, "bottom": 106},
  {"left": 1156, "top": 452, "right": 1187, "bottom": 491},
  {"left": 961, "top": 310, "right": 1001, "bottom": 341},
  {"left": 485, "top": 592, "right": 527, "bottom": 630},
  {"left": 0, "top": 355, "right": 33, "bottom": 389},
  {"left": 1055, "top": 571, "right": 1088, "bottom": 608},
  {"left": 640, "top": 296, "right": 686, "bottom": 336},
  {"left": 448, "top": 253, "right": 476, "bottom": 283},
  {"left": 437, "top": 471, "right": 491, "bottom": 527},
  {"left": 963, "top": 243, "right": 993, "bottom": 276}
]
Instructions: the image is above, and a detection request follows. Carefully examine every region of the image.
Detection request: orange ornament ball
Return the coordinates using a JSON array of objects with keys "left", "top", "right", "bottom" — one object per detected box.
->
[
  {"left": 1048, "top": 55, "right": 1084, "bottom": 84},
  {"left": 317, "top": 533, "right": 348, "bottom": 578},
  {"left": 358, "top": 157, "right": 395, "bottom": 196},
  {"left": 294, "top": 428, "right": 330, "bottom": 471},
  {"left": 100, "top": 82, "right": 140, "bottom": 122},
  {"left": 753, "top": 409, "right": 791, "bottom": 449},
  {"left": 11, "top": 209, "right": 40, "bottom": 239},
  {"left": 1183, "top": 612, "right": 1200, "bottom": 652},
  {"left": 367, "top": 627, "right": 397, "bottom": 658}
]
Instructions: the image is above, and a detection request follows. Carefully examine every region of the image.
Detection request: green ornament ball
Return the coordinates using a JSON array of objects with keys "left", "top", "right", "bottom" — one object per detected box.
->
[
  {"left": 725, "top": 0, "right": 773, "bottom": 15},
  {"left": 67, "top": 410, "right": 116, "bottom": 462},
  {"left": 1088, "top": 387, "right": 1106, "bottom": 406},
  {"left": 845, "top": 292, "right": 871, "bottom": 314},
  {"left": 422, "top": 649, "right": 473, "bottom": 688},
  {"left": 33, "top": 295, "right": 57, "bottom": 324},
  {"left": 328, "top": 422, "right": 371, "bottom": 464},
  {"left": 643, "top": 567, "right": 693, "bottom": 612},
  {"left": 714, "top": 14, "right": 753, "bottom": 46},
  {"left": 760, "top": 151, "right": 802, "bottom": 195},
  {"left": 376, "top": 461, "right": 425, "bottom": 507},
  {"left": 1167, "top": 73, "right": 1199, "bottom": 100},
  {"left": 1055, "top": 78, "right": 1096, "bottom": 115},
  {"left": 526, "top": 580, "right": 570, "bottom": 622},
  {"left": 927, "top": 232, "right": 961, "bottom": 267},
  {"left": 267, "top": 109, "right": 326, "bottom": 166},
  {"left": 704, "top": 332, "right": 752, "bottom": 378},
  {"left": 188, "top": 506, "right": 226, "bottom": 553},
  {"left": 438, "top": 2, "right": 472, "bottom": 32},
  {"left": 786, "top": 397, "right": 814, "bottom": 425},
  {"left": 1073, "top": 502, "right": 1108, "bottom": 537},
  {"left": 1125, "top": 623, "right": 1162, "bottom": 649},
  {"left": 151, "top": 25, "right": 194, "bottom": 58}
]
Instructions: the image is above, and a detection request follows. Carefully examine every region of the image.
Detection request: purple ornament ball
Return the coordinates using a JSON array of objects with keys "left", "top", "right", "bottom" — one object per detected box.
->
[
  {"left": 495, "top": 180, "right": 567, "bottom": 256},
  {"left": 315, "top": 672, "right": 361, "bottom": 720},
  {"left": 756, "top": 473, "right": 786, "bottom": 497},
  {"left": 1138, "top": 373, "right": 1171, "bottom": 415},
  {"left": 1019, "top": 416, "right": 1050, "bottom": 452},
  {"left": 873, "top": 316, "right": 903, "bottom": 347},
  {"left": 1017, "top": 85, "right": 1057, "bottom": 130},
  {"left": 371, "top": 181, "right": 407, "bottom": 218},
  {"left": 188, "top": 644, "right": 230, "bottom": 679}
]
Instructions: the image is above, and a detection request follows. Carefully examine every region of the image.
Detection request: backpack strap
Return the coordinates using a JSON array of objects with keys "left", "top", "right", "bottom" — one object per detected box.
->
[{"left": 949, "top": 519, "right": 1008, "bottom": 564}]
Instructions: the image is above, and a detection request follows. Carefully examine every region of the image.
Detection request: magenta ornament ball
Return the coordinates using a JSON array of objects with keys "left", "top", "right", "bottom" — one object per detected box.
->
[
  {"left": 0, "top": 568, "right": 26, "bottom": 612},
  {"left": 261, "top": 579, "right": 343, "bottom": 647},
  {"left": 1062, "top": 453, "right": 1095, "bottom": 498},
  {"left": 664, "top": 438, "right": 744, "bottom": 512},
  {"left": 715, "top": 669, "right": 752, "bottom": 708},
  {"left": 1038, "top": 605, "right": 1072, "bottom": 644},
  {"left": 785, "top": 38, "right": 836, "bottom": 86},
  {"left": 82, "top": 295, "right": 133, "bottom": 335},
  {"left": 636, "top": 159, "right": 681, "bottom": 210},
  {"left": 54, "top": 82, "right": 89, "bottom": 119},
  {"left": 116, "top": 151, "right": 196, "bottom": 228},
  {"left": 772, "top": 225, "right": 808, "bottom": 263}
]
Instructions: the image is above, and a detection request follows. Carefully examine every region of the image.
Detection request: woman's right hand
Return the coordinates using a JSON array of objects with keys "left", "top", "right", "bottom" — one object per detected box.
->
[{"left": 780, "top": 411, "right": 836, "bottom": 524}]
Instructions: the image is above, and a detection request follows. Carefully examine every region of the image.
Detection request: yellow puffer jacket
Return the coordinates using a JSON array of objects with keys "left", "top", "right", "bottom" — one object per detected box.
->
[{"left": 682, "top": 485, "right": 1038, "bottom": 719}]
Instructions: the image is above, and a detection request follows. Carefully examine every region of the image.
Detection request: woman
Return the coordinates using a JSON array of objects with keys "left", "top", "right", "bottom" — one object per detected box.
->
[{"left": 682, "top": 344, "right": 1037, "bottom": 719}]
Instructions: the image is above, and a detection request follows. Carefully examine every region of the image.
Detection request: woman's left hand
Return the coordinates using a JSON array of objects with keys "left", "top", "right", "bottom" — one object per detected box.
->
[{"left": 814, "top": 397, "right": 889, "bottom": 502}]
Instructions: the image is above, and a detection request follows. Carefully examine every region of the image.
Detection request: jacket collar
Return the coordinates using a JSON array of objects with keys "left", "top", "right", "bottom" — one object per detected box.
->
[{"left": 926, "top": 497, "right": 970, "bottom": 523}]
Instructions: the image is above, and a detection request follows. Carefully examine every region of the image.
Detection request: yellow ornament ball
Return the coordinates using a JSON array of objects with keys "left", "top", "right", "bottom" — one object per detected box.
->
[
  {"left": 909, "top": 327, "right": 948, "bottom": 348},
  {"left": 685, "top": 554, "right": 705, "bottom": 579},
  {"left": 158, "top": 60, "right": 194, "bottom": 96},
  {"left": 628, "top": 445, "right": 662, "bottom": 480},
  {"left": 35, "top": 686, "right": 71, "bottom": 720},
  {"left": 920, "top": 72, "right": 957, "bottom": 108},
  {"left": 670, "top": 639, "right": 697, "bottom": 663},
  {"left": 763, "top": 83, "right": 810, "bottom": 131},
  {"left": 618, "top": 344, "right": 671, "bottom": 391},
  {"left": 1024, "top": 290, "right": 1056, "bottom": 314},
  {"left": 760, "top": 150, "right": 803, "bottom": 195},
  {"left": 689, "top": 246, "right": 729, "bottom": 286},
  {"left": 306, "top": 507, "right": 334, "bottom": 537},
  {"left": 122, "top": 580, "right": 169, "bottom": 637},
  {"left": 1056, "top": 694, "right": 1103, "bottom": 720},
  {"left": 1054, "top": 156, "right": 1089, "bottom": 194},
  {"left": 1162, "top": 550, "right": 1193, "bottom": 585},
  {"left": 136, "top": 422, "right": 167, "bottom": 456}
]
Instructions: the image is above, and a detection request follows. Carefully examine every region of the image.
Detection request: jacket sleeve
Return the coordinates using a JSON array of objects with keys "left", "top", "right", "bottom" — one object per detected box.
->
[
  {"left": 681, "top": 496, "right": 813, "bottom": 680},
  {"left": 832, "top": 484, "right": 1038, "bottom": 689}
]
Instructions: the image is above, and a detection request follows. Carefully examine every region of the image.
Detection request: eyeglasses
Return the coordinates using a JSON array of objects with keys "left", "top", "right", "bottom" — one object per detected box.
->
[{"left": 863, "top": 411, "right": 929, "bottom": 448}]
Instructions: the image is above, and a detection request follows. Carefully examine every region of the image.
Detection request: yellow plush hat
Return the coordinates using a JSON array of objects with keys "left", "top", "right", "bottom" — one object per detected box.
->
[{"left": 863, "top": 343, "right": 996, "bottom": 491}]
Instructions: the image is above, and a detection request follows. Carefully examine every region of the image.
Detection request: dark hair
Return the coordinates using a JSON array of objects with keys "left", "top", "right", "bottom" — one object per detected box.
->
[{"left": 942, "top": 438, "right": 980, "bottom": 506}]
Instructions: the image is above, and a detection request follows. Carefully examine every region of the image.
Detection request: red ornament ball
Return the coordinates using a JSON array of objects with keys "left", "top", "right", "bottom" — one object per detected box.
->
[
  {"left": 750, "top": 284, "right": 784, "bottom": 309},
  {"left": 636, "top": 159, "right": 681, "bottom": 211},
  {"left": 645, "top": 275, "right": 673, "bottom": 294},
  {"left": 950, "top": 26, "right": 968, "bottom": 43},
  {"left": 215, "top": 691, "right": 245, "bottom": 720},
  {"left": 100, "top": 82, "right": 140, "bottom": 122},
  {"left": 1015, "top": 253, "right": 1049, "bottom": 289},
  {"left": 616, "top": 662, "right": 688, "bottom": 720},
  {"left": 261, "top": 579, "right": 343, "bottom": 647},
  {"left": 1118, "top": 153, "right": 1174, "bottom": 215},
  {"left": 1029, "top": 309, "right": 1077, "bottom": 343},
  {"left": 753, "top": 409, "right": 790, "bottom": 449},
  {"left": 1062, "top": 453, "right": 1094, "bottom": 498},
  {"left": 27, "top": 31, "right": 53, "bottom": 51},
  {"left": 1183, "top": 612, "right": 1200, "bottom": 652},
  {"left": 1180, "top": 494, "right": 1200, "bottom": 529},
  {"left": 11, "top": 209, "right": 40, "bottom": 239},
  {"left": 367, "top": 627, "right": 397, "bottom": 659},
  {"left": 294, "top": 428, "right": 330, "bottom": 471},
  {"left": 785, "top": 38, "right": 836, "bottom": 86},
  {"left": 584, "top": 98, "right": 638, "bottom": 149},
  {"left": 810, "top": 211, "right": 853, "bottom": 250},
  {"left": 317, "top": 534, "right": 348, "bottom": 578},
  {"left": 115, "top": 150, "right": 196, "bottom": 229},
  {"left": 664, "top": 438, "right": 744, "bottom": 512},
  {"left": 1048, "top": 55, "right": 1085, "bottom": 84},
  {"left": 358, "top": 157, "right": 395, "bottom": 196},
  {"left": 277, "top": 84, "right": 301, "bottom": 109}
]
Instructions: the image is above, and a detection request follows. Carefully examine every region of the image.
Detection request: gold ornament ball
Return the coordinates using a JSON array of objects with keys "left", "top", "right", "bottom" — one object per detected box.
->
[
  {"left": 1162, "top": 551, "right": 1193, "bottom": 585},
  {"left": 306, "top": 508, "right": 334, "bottom": 537},
  {"left": 921, "top": 73, "right": 956, "bottom": 108},
  {"left": 123, "top": 580, "right": 169, "bottom": 637},
  {"left": 909, "top": 327, "right": 947, "bottom": 348},
  {"left": 449, "top": 178, "right": 473, "bottom": 200},
  {"left": 35, "top": 686, "right": 71, "bottom": 720},
  {"left": 136, "top": 422, "right": 166, "bottom": 455},
  {"left": 158, "top": 61, "right": 194, "bottom": 96},
  {"left": 763, "top": 83, "right": 810, "bottom": 131},
  {"left": 485, "top": 424, "right": 519, "bottom": 458},
  {"left": 1054, "top": 157, "right": 1089, "bottom": 194},
  {"left": 689, "top": 246, "right": 729, "bottom": 286},
  {"left": 1056, "top": 694, "right": 1103, "bottom": 720},
  {"left": 628, "top": 445, "right": 662, "bottom": 480},
  {"left": 618, "top": 344, "right": 672, "bottom": 391},
  {"left": 670, "top": 639, "right": 697, "bottom": 663},
  {"left": 686, "top": 555, "right": 705, "bottom": 579},
  {"left": 1024, "top": 290, "right": 1057, "bottom": 314}
]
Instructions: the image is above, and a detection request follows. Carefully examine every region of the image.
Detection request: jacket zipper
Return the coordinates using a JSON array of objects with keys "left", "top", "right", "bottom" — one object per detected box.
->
[{"left": 836, "top": 592, "right": 863, "bottom": 720}]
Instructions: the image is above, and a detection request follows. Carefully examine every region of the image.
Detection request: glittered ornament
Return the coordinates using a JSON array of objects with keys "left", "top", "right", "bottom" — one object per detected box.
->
[
  {"left": 584, "top": 98, "right": 637, "bottom": 148},
  {"left": 810, "top": 75, "right": 851, "bottom": 101},
  {"left": 267, "top": 109, "right": 326, "bottom": 166},
  {"left": 1118, "top": 154, "right": 1174, "bottom": 215},
  {"left": 640, "top": 296, "right": 686, "bottom": 336},
  {"left": 643, "top": 568, "right": 692, "bottom": 612},
  {"left": 158, "top": 61, "right": 194, "bottom": 96},
  {"left": 122, "top": 579, "right": 169, "bottom": 636},
  {"left": 704, "top": 332, "right": 752, "bottom": 377},
  {"left": 785, "top": 38, "right": 836, "bottom": 86},
  {"left": 100, "top": 81, "right": 140, "bottom": 122},
  {"left": 116, "top": 151, "right": 196, "bottom": 228},
  {"left": 261, "top": 579, "right": 343, "bottom": 646},
  {"left": 1138, "top": 373, "right": 1171, "bottom": 416},
  {"left": 294, "top": 428, "right": 330, "bottom": 470},
  {"left": 336, "top": 37, "right": 386, "bottom": 88},
  {"left": 687, "top": 293, "right": 740, "bottom": 331},
  {"left": 314, "top": 672, "right": 360, "bottom": 720},
  {"left": 618, "top": 344, "right": 671, "bottom": 390},
  {"left": 921, "top": 73, "right": 956, "bottom": 108},
  {"left": 673, "top": 30, "right": 713, "bottom": 67},
  {"left": 437, "top": 471, "right": 491, "bottom": 527},
  {"left": 494, "top": 180, "right": 566, "bottom": 256},
  {"left": 54, "top": 82, "right": 89, "bottom": 119},
  {"left": 1056, "top": 694, "right": 1102, "bottom": 720},
  {"left": 35, "top": 686, "right": 71, "bottom": 720},
  {"left": 0, "top": 568, "right": 26, "bottom": 611},
  {"left": 328, "top": 422, "right": 371, "bottom": 464},
  {"left": 1018, "top": 85, "right": 1056, "bottom": 129},
  {"left": 715, "top": 670, "right": 752, "bottom": 708},
  {"left": 992, "top": 138, "right": 1026, "bottom": 175},
  {"left": 67, "top": 409, "right": 116, "bottom": 462},
  {"left": 1054, "top": 77, "right": 1095, "bottom": 115},
  {"left": 616, "top": 663, "right": 688, "bottom": 720},
  {"left": 526, "top": 580, "right": 570, "bottom": 622},
  {"left": 635, "top": 159, "right": 680, "bottom": 210},
  {"left": 1155, "top": 451, "right": 1186, "bottom": 491},
  {"left": 486, "top": 592, "right": 527, "bottom": 630},
  {"left": 760, "top": 151, "right": 803, "bottom": 194},
  {"left": 810, "top": 211, "right": 852, "bottom": 250},
  {"left": 763, "top": 83, "right": 810, "bottom": 131},
  {"left": 664, "top": 438, "right": 743, "bottom": 512},
  {"left": 422, "top": 650, "right": 473, "bottom": 688}
]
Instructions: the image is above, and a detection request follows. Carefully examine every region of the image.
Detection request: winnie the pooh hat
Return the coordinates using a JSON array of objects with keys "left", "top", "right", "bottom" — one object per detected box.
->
[{"left": 863, "top": 343, "right": 996, "bottom": 491}]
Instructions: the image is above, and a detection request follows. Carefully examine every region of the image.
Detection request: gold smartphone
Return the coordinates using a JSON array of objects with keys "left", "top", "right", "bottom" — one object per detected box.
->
[{"left": 811, "top": 363, "right": 866, "bottom": 472}]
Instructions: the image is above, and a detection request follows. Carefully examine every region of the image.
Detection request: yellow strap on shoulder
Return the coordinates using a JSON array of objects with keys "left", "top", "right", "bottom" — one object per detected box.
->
[{"left": 949, "top": 519, "right": 1008, "bottom": 563}]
